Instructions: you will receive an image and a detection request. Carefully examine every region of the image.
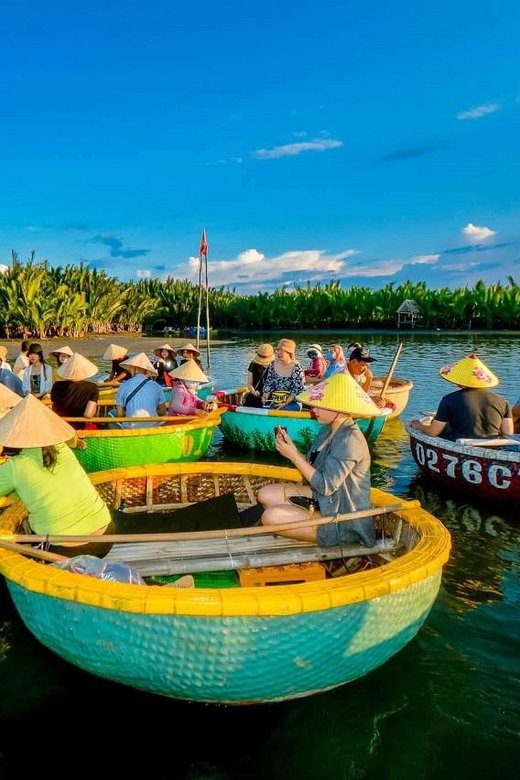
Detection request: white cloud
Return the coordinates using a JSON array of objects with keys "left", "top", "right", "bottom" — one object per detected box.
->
[
  {"left": 456, "top": 103, "right": 500, "bottom": 120},
  {"left": 186, "top": 248, "right": 356, "bottom": 288},
  {"left": 411, "top": 254, "right": 441, "bottom": 265},
  {"left": 136, "top": 269, "right": 152, "bottom": 279},
  {"left": 252, "top": 137, "right": 343, "bottom": 160},
  {"left": 0, "top": 264, "right": 9, "bottom": 274},
  {"left": 462, "top": 223, "right": 496, "bottom": 241}
]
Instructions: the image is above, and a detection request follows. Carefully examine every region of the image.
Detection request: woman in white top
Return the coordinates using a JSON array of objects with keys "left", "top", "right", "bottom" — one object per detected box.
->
[{"left": 21, "top": 344, "right": 53, "bottom": 399}]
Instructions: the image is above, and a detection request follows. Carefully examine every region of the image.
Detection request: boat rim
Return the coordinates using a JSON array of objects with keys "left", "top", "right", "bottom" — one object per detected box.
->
[{"left": 407, "top": 424, "right": 520, "bottom": 462}]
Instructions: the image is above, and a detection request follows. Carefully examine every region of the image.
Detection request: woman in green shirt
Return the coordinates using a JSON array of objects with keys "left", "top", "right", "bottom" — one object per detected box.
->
[{"left": 0, "top": 395, "right": 114, "bottom": 558}]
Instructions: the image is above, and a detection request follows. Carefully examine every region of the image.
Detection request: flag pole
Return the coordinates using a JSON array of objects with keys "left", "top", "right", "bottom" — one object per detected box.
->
[
  {"left": 204, "top": 241, "right": 211, "bottom": 369},
  {"left": 196, "top": 230, "right": 206, "bottom": 352}
]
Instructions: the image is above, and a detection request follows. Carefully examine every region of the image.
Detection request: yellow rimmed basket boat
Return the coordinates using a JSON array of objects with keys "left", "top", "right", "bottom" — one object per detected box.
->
[
  {"left": 71, "top": 410, "right": 224, "bottom": 472},
  {"left": 0, "top": 462, "right": 450, "bottom": 704}
]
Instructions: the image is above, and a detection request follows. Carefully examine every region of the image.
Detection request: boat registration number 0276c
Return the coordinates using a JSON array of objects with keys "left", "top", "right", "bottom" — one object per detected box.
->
[{"left": 413, "top": 441, "right": 514, "bottom": 490}]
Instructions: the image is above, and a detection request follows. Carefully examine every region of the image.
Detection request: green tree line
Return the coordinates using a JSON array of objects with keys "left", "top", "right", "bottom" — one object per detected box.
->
[{"left": 1, "top": 254, "right": 519, "bottom": 338}]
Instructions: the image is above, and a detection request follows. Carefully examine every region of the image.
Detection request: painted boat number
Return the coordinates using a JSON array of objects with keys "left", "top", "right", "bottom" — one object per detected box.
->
[{"left": 413, "top": 442, "right": 512, "bottom": 489}]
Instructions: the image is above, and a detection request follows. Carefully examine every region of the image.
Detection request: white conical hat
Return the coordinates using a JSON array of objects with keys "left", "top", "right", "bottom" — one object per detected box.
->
[
  {"left": 119, "top": 352, "right": 158, "bottom": 376},
  {"left": 49, "top": 345, "right": 74, "bottom": 358},
  {"left": 0, "top": 384, "right": 22, "bottom": 408},
  {"left": 57, "top": 352, "right": 98, "bottom": 381},
  {"left": 169, "top": 361, "right": 208, "bottom": 383},
  {"left": 153, "top": 343, "right": 177, "bottom": 356},
  {"left": 297, "top": 371, "right": 383, "bottom": 418},
  {"left": 178, "top": 342, "right": 201, "bottom": 356},
  {"left": 103, "top": 344, "right": 128, "bottom": 361},
  {"left": 0, "top": 395, "right": 76, "bottom": 448}
]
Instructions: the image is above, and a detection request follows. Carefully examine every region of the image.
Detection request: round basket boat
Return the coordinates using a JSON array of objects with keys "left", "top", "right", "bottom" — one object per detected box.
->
[
  {"left": 0, "top": 462, "right": 450, "bottom": 704},
  {"left": 369, "top": 377, "right": 414, "bottom": 418}
]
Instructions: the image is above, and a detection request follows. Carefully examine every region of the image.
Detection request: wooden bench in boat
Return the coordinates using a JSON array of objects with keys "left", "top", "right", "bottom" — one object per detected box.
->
[{"left": 105, "top": 521, "right": 403, "bottom": 577}]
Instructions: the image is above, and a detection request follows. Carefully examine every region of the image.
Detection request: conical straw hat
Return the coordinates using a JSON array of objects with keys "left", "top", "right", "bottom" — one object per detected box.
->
[
  {"left": 49, "top": 345, "right": 74, "bottom": 358},
  {"left": 0, "top": 384, "right": 22, "bottom": 408},
  {"left": 0, "top": 346, "right": 8, "bottom": 361},
  {"left": 439, "top": 354, "right": 499, "bottom": 388},
  {"left": 57, "top": 352, "right": 98, "bottom": 381},
  {"left": 0, "top": 395, "right": 76, "bottom": 448},
  {"left": 178, "top": 342, "right": 201, "bottom": 356},
  {"left": 103, "top": 344, "right": 128, "bottom": 361},
  {"left": 169, "top": 361, "right": 208, "bottom": 383},
  {"left": 297, "top": 371, "right": 383, "bottom": 418},
  {"left": 119, "top": 352, "right": 158, "bottom": 376},
  {"left": 153, "top": 343, "right": 177, "bottom": 357}
]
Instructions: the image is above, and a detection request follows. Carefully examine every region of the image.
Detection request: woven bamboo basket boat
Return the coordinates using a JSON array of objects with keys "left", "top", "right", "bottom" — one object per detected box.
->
[
  {"left": 369, "top": 377, "right": 414, "bottom": 418},
  {"left": 217, "top": 388, "right": 390, "bottom": 451},
  {"left": 0, "top": 462, "right": 450, "bottom": 704},
  {"left": 72, "top": 410, "right": 223, "bottom": 472}
]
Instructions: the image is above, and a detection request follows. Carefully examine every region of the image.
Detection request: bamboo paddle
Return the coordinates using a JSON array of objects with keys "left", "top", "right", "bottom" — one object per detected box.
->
[
  {"left": 0, "top": 540, "right": 68, "bottom": 563},
  {"left": 380, "top": 342, "right": 404, "bottom": 398},
  {"left": 0, "top": 502, "right": 415, "bottom": 546}
]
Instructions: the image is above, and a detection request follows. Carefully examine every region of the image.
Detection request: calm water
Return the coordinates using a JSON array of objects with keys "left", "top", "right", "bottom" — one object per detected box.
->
[{"left": 1, "top": 332, "right": 519, "bottom": 779}]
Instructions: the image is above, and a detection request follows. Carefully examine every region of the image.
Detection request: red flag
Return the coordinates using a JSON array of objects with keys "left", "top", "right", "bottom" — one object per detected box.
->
[{"left": 199, "top": 229, "right": 208, "bottom": 257}]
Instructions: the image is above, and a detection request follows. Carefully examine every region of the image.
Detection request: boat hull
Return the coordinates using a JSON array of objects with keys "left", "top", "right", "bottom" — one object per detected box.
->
[
  {"left": 0, "top": 464, "right": 450, "bottom": 704},
  {"left": 75, "top": 415, "right": 220, "bottom": 472},
  {"left": 370, "top": 377, "right": 413, "bottom": 419},
  {"left": 408, "top": 428, "right": 520, "bottom": 502},
  {"left": 219, "top": 407, "right": 389, "bottom": 452}
]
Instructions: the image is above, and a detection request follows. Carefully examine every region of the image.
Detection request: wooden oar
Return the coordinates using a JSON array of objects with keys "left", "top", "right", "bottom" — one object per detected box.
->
[
  {"left": 0, "top": 540, "right": 68, "bottom": 563},
  {"left": 0, "top": 502, "right": 415, "bottom": 546},
  {"left": 381, "top": 342, "right": 404, "bottom": 398}
]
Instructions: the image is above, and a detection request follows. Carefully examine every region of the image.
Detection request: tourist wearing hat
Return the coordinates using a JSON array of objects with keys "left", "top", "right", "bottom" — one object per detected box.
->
[
  {"left": 261, "top": 339, "right": 305, "bottom": 411},
  {"left": 21, "top": 344, "right": 53, "bottom": 399},
  {"left": 258, "top": 372, "right": 382, "bottom": 547},
  {"left": 0, "top": 395, "right": 115, "bottom": 558},
  {"left": 179, "top": 343, "right": 204, "bottom": 370},
  {"left": 168, "top": 361, "right": 212, "bottom": 417},
  {"left": 103, "top": 344, "right": 131, "bottom": 383},
  {"left": 114, "top": 352, "right": 166, "bottom": 428},
  {"left": 0, "top": 383, "right": 22, "bottom": 416},
  {"left": 50, "top": 353, "right": 100, "bottom": 429},
  {"left": 304, "top": 343, "right": 327, "bottom": 381},
  {"left": 49, "top": 345, "right": 73, "bottom": 381},
  {"left": 347, "top": 345, "right": 377, "bottom": 394},
  {"left": 321, "top": 344, "right": 347, "bottom": 381},
  {"left": 153, "top": 344, "right": 178, "bottom": 387},
  {"left": 243, "top": 344, "right": 274, "bottom": 408},
  {"left": 410, "top": 354, "right": 513, "bottom": 441}
]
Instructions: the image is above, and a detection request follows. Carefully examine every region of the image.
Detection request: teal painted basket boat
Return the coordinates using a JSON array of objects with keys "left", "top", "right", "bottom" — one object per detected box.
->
[
  {"left": 73, "top": 411, "right": 223, "bottom": 472},
  {"left": 217, "top": 390, "right": 390, "bottom": 452},
  {"left": 0, "top": 462, "right": 450, "bottom": 705}
]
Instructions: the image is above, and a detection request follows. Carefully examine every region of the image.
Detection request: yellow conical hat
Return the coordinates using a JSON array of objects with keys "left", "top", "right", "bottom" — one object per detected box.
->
[
  {"left": 297, "top": 371, "right": 383, "bottom": 418},
  {"left": 0, "top": 384, "right": 22, "bottom": 409},
  {"left": 169, "top": 361, "right": 208, "bottom": 383},
  {"left": 439, "top": 354, "right": 499, "bottom": 388},
  {"left": 0, "top": 395, "right": 76, "bottom": 448},
  {"left": 119, "top": 352, "right": 158, "bottom": 376},
  {"left": 103, "top": 344, "right": 128, "bottom": 361},
  {"left": 57, "top": 352, "right": 98, "bottom": 381}
]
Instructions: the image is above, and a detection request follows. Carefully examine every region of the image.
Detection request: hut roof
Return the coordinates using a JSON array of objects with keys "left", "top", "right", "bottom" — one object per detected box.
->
[{"left": 396, "top": 299, "right": 421, "bottom": 314}]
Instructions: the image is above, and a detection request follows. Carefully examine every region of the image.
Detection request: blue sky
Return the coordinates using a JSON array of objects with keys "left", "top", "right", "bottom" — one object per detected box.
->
[{"left": 0, "top": 0, "right": 519, "bottom": 293}]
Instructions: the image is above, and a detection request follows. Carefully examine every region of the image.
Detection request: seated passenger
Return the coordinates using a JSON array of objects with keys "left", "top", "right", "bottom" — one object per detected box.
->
[
  {"left": 168, "top": 361, "right": 212, "bottom": 417},
  {"left": 322, "top": 344, "right": 347, "bottom": 380},
  {"left": 12, "top": 340, "right": 30, "bottom": 377},
  {"left": 49, "top": 346, "right": 73, "bottom": 382},
  {"left": 21, "top": 344, "right": 53, "bottom": 399},
  {"left": 243, "top": 343, "right": 274, "bottom": 407},
  {"left": 258, "top": 372, "right": 382, "bottom": 547},
  {"left": 152, "top": 344, "right": 178, "bottom": 387},
  {"left": 410, "top": 354, "right": 513, "bottom": 441},
  {"left": 50, "top": 352, "right": 100, "bottom": 429},
  {"left": 115, "top": 353, "right": 166, "bottom": 428},
  {"left": 103, "top": 344, "right": 131, "bottom": 383},
  {"left": 347, "top": 346, "right": 376, "bottom": 393},
  {"left": 0, "top": 395, "right": 114, "bottom": 558},
  {"left": 304, "top": 344, "right": 327, "bottom": 380},
  {"left": 261, "top": 339, "right": 305, "bottom": 411},
  {"left": 178, "top": 342, "right": 204, "bottom": 370}
]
